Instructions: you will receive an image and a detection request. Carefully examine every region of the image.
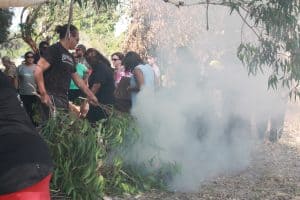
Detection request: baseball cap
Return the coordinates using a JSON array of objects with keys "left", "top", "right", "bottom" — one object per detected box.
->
[{"left": 76, "top": 44, "right": 86, "bottom": 52}]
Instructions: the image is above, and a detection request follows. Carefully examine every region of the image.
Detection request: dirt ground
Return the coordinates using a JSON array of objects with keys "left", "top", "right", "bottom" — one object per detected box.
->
[{"left": 112, "top": 102, "right": 300, "bottom": 200}]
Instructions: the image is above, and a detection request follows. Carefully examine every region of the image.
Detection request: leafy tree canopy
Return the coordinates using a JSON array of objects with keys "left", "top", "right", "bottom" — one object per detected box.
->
[
  {"left": 0, "top": 9, "right": 14, "bottom": 44},
  {"left": 74, "top": 0, "right": 119, "bottom": 9}
]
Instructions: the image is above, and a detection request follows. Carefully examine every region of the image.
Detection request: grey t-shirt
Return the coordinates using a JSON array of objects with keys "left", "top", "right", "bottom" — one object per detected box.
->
[{"left": 17, "top": 64, "right": 37, "bottom": 95}]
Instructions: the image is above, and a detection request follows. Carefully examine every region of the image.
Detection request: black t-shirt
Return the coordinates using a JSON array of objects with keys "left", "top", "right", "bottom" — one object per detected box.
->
[
  {"left": 42, "top": 42, "right": 76, "bottom": 96},
  {"left": 0, "top": 71, "right": 53, "bottom": 194},
  {"left": 88, "top": 63, "right": 115, "bottom": 105}
]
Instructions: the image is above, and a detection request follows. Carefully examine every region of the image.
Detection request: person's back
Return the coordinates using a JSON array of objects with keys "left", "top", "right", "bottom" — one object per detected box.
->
[
  {"left": 0, "top": 71, "right": 53, "bottom": 199},
  {"left": 82, "top": 48, "right": 115, "bottom": 123},
  {"left": 130, "top": 64, "right": 155, "bottom": 106}
]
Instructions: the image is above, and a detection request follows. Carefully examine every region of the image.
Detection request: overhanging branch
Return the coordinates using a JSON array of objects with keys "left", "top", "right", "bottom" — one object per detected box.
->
[{"left": 162, "top": 0, "right": 261, "bottom": 40}]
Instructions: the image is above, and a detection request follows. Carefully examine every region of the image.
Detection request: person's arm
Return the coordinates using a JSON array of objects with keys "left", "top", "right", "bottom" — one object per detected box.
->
[
  {"left": 8, "top": 67, "right": 18, "bottom": 89},
  {"left": 90, "top": 83, "right": 101, "bottom": 94},
  {"left": 13, "top": 76, "right": 18, "bottom": 89},
  {"left": 128, "top": 68, "right": 144, "bottom": 92},
  {"left": 34, "top": 57, "right": 51, "bottom": 105},
  {"left": 71, "top": 73, "right": 99, "bottom": 106},
  {"left": 82, "top": 68, "right": 89, "bottom": 85},
  {"left": 16, "top": 68, "right": 20, "bottom": 90},
  {"left": 79, "top": 83, "right": 101, "bottom": 117}
]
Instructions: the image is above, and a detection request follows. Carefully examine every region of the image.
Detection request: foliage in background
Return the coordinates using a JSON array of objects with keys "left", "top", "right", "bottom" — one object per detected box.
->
[
  {"left": 17, "top": 0, "right": 124, "bottom": 57},
  {"left": 0, "top": 38, "right": 30, "bottom": 60},
  {"left": 162, "top": 0, "right": 300, "bottom": 97},
  {"left": 0, "top": 8, "right": 14, "bottom": 44},
  {"left": 122, "top": 0, "right": 243, "bottom": 86},
  {"left": 0, "top": 8, "right": 18, "bottom": 59},
  {"left": 42, "top": 111, "right": 179, "bottom": 199},
  {"left": 74, "top": 0, "right": 119, "bottom": 9},
  {"left": 73, "top": 5, "right": 125, "bottom": 56}
]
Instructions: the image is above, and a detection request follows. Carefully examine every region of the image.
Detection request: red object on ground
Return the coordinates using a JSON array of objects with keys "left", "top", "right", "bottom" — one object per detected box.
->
[{"left": 0, "top": 174, "right": 52, "bottom": 200}]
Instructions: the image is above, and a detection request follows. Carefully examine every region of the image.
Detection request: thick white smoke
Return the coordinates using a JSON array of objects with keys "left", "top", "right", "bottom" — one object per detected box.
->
[{"left": 125, "top": 0, "right": 288, "bottom": 191}]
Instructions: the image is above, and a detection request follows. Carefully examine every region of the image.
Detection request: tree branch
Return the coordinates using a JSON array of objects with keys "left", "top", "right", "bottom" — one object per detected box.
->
[
  {"left": 236, "top": 9, "right": 260, "bottom": 39},
  {"left": 206, "top": 0, "right": 209, "bottom": 30}
]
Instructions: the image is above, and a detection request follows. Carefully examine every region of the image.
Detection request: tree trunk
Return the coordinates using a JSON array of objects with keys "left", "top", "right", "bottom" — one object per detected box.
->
[
  {"left": 0, "top": 0, "right": 48, "bottom": 8},
  {"left": 20, "top": 6, "right": 42, "bottom": 53}
]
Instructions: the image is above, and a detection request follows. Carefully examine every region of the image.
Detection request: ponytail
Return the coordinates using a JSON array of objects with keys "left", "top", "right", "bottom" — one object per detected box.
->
[{"left": 55, "top": 24, "right": 78, "bottom": 39}]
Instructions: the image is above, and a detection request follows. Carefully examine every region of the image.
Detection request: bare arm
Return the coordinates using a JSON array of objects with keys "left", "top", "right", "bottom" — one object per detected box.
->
[
  {"left": 90, "top": 83, "right": 101, "bottom": 94},
  {"left": 13, "top": 77, "right": 18, "bottom": 89},
  {"left": 129, "top": 68, "right": 144, "bottom": 92},
  {"left": 83, "top": 70, "right": 89, "bottom": 85},
  {"left": 79, "top": 83, "right": 101, "bottom": 117},
  {"left": 71, "top": 73, "right": 99, "bottom": 106},
  {"left": 34, "top": 58, "right": 51, "bottom": 105}
]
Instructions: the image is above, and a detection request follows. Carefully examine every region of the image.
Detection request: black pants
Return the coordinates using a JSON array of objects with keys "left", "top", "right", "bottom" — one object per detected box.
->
[
  {"left": 68, "top": 89, "right": 83, "bottom": 102},
  {"left": 87, "top": 105, "right": 108, "bottom": 124},
  {"left": 20, "top": 95, "right": 37, "bottom": 126}
]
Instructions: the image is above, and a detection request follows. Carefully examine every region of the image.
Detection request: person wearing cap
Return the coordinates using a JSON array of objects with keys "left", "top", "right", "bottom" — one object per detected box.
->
[
  {"left": 68, "top": 51, "right": 88, "bottom": 102},
  {"left": 75, "top": 44, "right": 90, "bottom": 69}
]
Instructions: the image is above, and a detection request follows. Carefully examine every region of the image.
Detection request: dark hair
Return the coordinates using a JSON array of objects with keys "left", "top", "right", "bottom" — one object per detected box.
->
[
  {"left": 24, "top": 51, "right": 34, "bottom": 58},
  {"left": 122, "top": 51, "right": 144, "bottom": 71},
  {"left": 55, "top": 24, "right": 78, "bottom": 39},
  {"left": 39, "top": 41, "right": 49, "bottom": 50},
  {"left": 76, "top": 44, "right": 86, "bottom": 53},
  {"left": 111, "top": 52, "right": 124, "bottom": 61},
  {"left": 85, "top": 48, "right": 112, "bottom": 70}
]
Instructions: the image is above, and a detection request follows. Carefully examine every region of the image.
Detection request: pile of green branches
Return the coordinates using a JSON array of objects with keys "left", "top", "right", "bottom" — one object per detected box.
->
[{"left": 41, "top": 111, "right": 179, "bottom": 199}]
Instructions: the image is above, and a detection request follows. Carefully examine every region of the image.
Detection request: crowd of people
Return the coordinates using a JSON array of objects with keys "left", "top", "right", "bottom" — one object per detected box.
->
[
  {"left": 1, "top": 23, "right": 161, "bottom": 126},
  {"left": 0, "top": 23, "right": 162, "bottom": 199}
]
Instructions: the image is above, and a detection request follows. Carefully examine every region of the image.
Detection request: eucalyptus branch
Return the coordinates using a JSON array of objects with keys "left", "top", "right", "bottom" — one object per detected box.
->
[
  {"left": 206, "top": 0, "right": 209, "bottom": 30},
  {"left": 66, "top": 0, "right": 74, "bottom": 38},
  {"left": 240, "top": 11, "right": 249, "bottom": 43},
  {"left": 20, "top": 7, "right": 28, "bottom": 39},
  {"left": 236, "top": 9, "right": 261, "bottom": 40},
  {"left": 20, "top": 7, "right": 27, "bottom": 24},
  {"left": 162, "top": 0, "right": 244, "bottom": 7},
  {"left": 163, "top": 0, "right": 261, "bottom": 40}
]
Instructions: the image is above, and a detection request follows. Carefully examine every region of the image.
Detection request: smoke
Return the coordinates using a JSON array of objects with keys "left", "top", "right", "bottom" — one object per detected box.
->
[{"left": 124, "top": 0, "right": 288, "bottom": 191}]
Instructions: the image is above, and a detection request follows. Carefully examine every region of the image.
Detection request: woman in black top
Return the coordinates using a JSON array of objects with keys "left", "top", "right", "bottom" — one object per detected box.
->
[
  {"left": 34, "top": 24, "right": 98, "bottom": 122},
  {"left": 0, "top": 71, "right": 53, "bottom": 199},
  {"left": 81, "top": 48, "right": 115, "bottom": 123}
]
